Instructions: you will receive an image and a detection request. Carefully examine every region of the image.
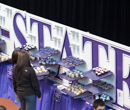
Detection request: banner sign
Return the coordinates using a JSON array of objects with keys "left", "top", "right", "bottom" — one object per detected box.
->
[
  {"left": 0, "top": 3, "right": 130, "bottom": 109},
  {"left": 53, "top": 88, "right": 62, "bottom": 102},
  {"left": 7, "top": 65, "right": 13, "bottom": 79}
]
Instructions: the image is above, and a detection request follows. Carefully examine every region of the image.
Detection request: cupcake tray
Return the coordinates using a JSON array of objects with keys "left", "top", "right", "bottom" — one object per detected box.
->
[
  {"left": 36, "top": 71, "right": 49, "bottom": 77},
  {"left": 81, "top": 95, "right": 113, "bottom": 104},
  {"left": 83, "top": 83, "right": 113, "bottom": 94},
  {"left": 37, "top": 76, "right": 44, "bottom": 80},
  {"left": 59, "top": 73, "right": 83, "bottom": 81},
  {"left": 0, "top": 40, "right": 5, "bottom": 44},
  {"left": 62, "top": 89, "right": 91, "bottom": 97},
  {"left": 56, "top": 61, "right": 85, "bottom": 68},
  {"left": 15, "top": 46, "right": 36, "bottom": 52},
  {"left": 32, "top": 49, "right": 60, "bottom": 59},
  {"left": 0, "top": 53, "right": 11, "bottom": 64},
  {"left": 82, "top": 70, "right": 113, "bottom": 80},
  {"left": 32, "top": 60, "right": 57, "bottom": 68},
  {"left": 34, "top": 66, "right": 50, "bottom": 77},
  {"left": 73, "top": 92, "right": 92, "bottom": 99},
  {"left": 0, "top": 59, "right": 11, "bottom": 63}
]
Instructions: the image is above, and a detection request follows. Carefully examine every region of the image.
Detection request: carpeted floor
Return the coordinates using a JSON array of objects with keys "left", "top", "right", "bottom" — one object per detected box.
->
[{"left": 0, "top": 97, "right": 20, "bottom": 110}]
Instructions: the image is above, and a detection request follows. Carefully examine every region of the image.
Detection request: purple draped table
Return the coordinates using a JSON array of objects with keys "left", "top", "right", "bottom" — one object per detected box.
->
[{"left": 0, "top": 62, "right": 93, "bottom": 110}]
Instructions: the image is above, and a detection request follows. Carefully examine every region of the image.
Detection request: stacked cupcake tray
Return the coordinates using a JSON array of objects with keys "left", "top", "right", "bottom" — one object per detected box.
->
[
  {"left": 15, "top": 47, "right": 36, "bottom": 51},
  {"left": 32, "top": 59, "right": 57, "bottom": 68},
  {"left": 0, "top": 52, "right": 11, "bottom": 63},
  {"left": 82, "top": 70, "right": 113, "bottom": 80},
  {"left": 62, "top": 89, "right": 92, "bottom": 97},
  {"left": 33, "top": 66, "right": 50, "bottom": 77},
  {"left": 59, "top": 73, "right": 83, "bottom": 81},
  {"left": 81, "top": 95, "right": 113, "bottom": 104},
  {"left": 56, "top": 61, "right": 75, "bottom": 68},
  {"left": 57, "top": 56, "right": 85, "bottom": 68},
  {"left": 15, "top": 43, "right": 36, "bottom": 52},
  {"left": 37, "top": 76, "right": 44, "bottom": 80},
  {"left": 83, "top": 83, "right": 113, "bottom": 94},
  {"left": 0, "top": 58, "right": 11, "bottom": 63},
  {"left": 36, "top": 71, "right": 49, "bottom": 77},
  {"left": 32, "top": 47, "right": 60, "bottom": 59},
  {"left": 56, "top": 60, "right": 85, "bottom": 68}
]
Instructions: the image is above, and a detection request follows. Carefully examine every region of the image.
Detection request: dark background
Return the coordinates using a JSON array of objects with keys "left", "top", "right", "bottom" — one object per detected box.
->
[{"left": 0, "top": 0, "right": 130, "bottom": 46}]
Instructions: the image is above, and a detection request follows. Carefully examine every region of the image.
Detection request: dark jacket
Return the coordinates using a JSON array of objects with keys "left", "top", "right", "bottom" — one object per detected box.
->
[{"left": 13, "top": 67, "right": 41, "bottom": 98}]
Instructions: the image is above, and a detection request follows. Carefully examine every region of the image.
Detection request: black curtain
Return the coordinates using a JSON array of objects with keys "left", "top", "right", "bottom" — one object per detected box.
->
[{"left": 1, "top": 0, "right": 130, "bottom": 46}]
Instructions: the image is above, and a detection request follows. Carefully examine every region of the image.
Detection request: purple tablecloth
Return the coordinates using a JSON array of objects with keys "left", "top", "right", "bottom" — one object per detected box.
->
[{"left": 0, "top": 62, "right": 93, "bottom": 110}]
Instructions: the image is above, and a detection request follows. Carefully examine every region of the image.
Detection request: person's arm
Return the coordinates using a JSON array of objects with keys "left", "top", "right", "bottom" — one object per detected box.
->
[
  {"left": 13, "top": 70, "right": 17, "bottom": 93},
  {"left": 30, "top": 68, "right": 41, "bottom": 98}
]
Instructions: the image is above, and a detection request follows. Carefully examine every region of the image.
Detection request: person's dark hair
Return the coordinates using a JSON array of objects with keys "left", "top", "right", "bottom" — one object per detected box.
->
[
  {"left": 12, "top": 50, "right": 20, "bottom": 66},
  {"left": 0, "top": 105, "right": 6, "bottom": 110},
  {"left": 13, "top": 51, "right": 31, "bottom": 80},
  {"left": 93, "top": 99, "right": 105, "bottom": 109}
]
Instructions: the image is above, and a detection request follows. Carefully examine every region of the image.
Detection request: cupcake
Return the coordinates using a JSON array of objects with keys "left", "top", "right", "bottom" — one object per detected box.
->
[
  {"left": 69, "top": 72, "right": 72, "bottom": 77},
  {"left": 80, "top": 74, "right": 84, "bottom": 78},
  {"left": 8, "top": 56, "right": 11, "bottom": 59},
  {"left": 75, "top": 74, "right": 79, "bottom": 78},
  {"left": 71, "top": 74, "right": 74, "bottom": 78},
  {"left": 44, "top": 70, "right": 48, "bottom": 73},
  {"left": 66, "top": 72, "right": 69, "bottom": 76},
  {"left": 1, "top": 58, "right": 4, "bottom": 61},
  {"left": 20, "top": 46, "right": 22, "bottom": 49},
  {"left": 39, "top": 60, "right": 43, "bottom": 65},
  {"left": 66, "top": 61, "right": 69, "bottom": 64},
  {"left": 62, "top": 58, "right": 66, "bottom": 62},
  {"left": 68, "top": 88, "right": 71, "bottom": 91},
  {"left": 69, "top": 61, "right": 72, "bottom": 65},
  {"left": 35, "top": 70, "right": 38, "bottom": 74},
  {"left": 72, "top": 63, "right": 76, "bottom": 66},
  {"left": 106, "top": 96, "right": 110, "bottom": 101}
]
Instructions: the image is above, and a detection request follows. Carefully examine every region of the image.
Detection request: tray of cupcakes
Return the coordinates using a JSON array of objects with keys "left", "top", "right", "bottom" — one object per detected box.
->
[
  {"left": 0, "top": 52, "right": 11, "bottom": 63},
  {"left": 83, "top": 80, "right": 113, "bottom": 94},
  {"left": 59, "top": 69, "right": 84, "bottom": 81},
  {"left": 32, "top": 57, "right": 57, "bottom": 67},
  {"left": 15, "top": 43, "right": 36, "bottom": 51},
  {"left": 62, "top": 83, "right": 91, "bottom": 97},
  {"left": 57, "top": 56, "right": 85, "bottom": 68},
  {"left": 33, "top": 66, "right": 49, "bottom": 77},
  {"left": 82, "top": 67, "right": 113, "bottom": 80},
  {"left": 82, "top": 93, "right": 113, "bottom": 104},
  {"left": 32, "top": 47, "right": 60, "bottom": 58}
]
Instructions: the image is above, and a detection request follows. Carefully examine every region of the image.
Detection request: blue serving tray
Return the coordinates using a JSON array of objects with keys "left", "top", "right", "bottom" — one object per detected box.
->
[
  {"left": 0, "top": 59, "right": 11, "bottom": 64},
  {"left": 59, "top": 73, "right": 83, "bottom": 81},
  {"left": 37, "top": 76, "right": 44, "bottom": 80},
  {"left": 15, "top": 46, "right": 36, "bottom": 52},
  {"left": 36, "top": 71, "right": 49, "bottom": 77},
  {"left": 32, "top": 48, "right": 60, "bottom": 59},
  {"left": 62, "top": 89, "right": 91, "bottom": 97},
  {"left": 82, "top": 95, "right": 113, "bottom": 104},
  {"left": 56, "top": 60, "right": 85, "bottom": 68},
  {"left": 34, "top": 66, "right": 49, "bottom": 77},
  {"left": 0, "top": 52, "right": 11, "bottom": 64},
  {"left": 82, "top": 70, "right": 113, "bottom": 80},
  {"left": 32, "top": 60, "right": 57, "bottom": 68},
  {"left": 83, "top": 83, "right": 113, "bottom": 94},
  {"left": 32, "top": 50, "right": 48, "bottom": 58}
]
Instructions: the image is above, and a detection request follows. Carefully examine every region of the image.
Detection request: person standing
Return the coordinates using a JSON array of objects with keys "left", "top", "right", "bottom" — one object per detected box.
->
[
  {"left": 12, "top": 50, "right": 20, "bottom": 67},
  {"left": 93, "top": 99, "right": 105, "bottom": 110},
  {"left": 13, "top": 51, "right": 41, "bottom": 110}
]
